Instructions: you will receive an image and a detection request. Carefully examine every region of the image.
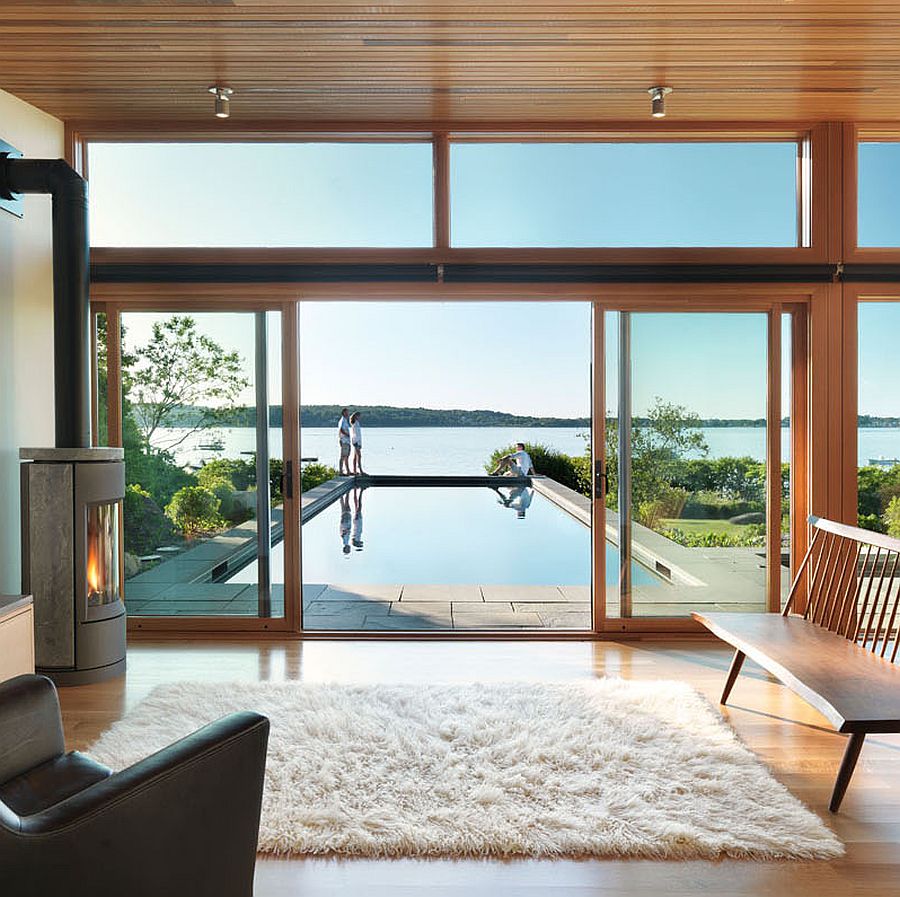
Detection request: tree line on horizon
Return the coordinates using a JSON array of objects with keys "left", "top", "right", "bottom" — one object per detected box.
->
[{"left": 138, "top": 403, "right": 900, "bottom": 430}]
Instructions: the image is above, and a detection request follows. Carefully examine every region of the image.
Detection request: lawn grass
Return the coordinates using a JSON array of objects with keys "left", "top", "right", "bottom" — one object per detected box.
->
[{"left": 659, "top": 518, "right": 750, "bottom": 536}]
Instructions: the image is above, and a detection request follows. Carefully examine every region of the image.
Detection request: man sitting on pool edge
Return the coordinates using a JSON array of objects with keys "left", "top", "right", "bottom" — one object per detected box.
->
[{"left": 490, "top": 443, "right": 535, "bottom": 478}]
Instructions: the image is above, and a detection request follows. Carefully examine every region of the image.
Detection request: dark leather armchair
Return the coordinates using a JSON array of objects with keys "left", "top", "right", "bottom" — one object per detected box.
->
[{"left": 0, "top": 674, "right": 269, "bottom": 897}]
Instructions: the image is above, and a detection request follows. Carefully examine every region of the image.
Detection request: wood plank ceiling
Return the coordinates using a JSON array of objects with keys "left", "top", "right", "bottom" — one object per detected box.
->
[{"left": 1, "top": 1, "right": 899, "bottom": 126}]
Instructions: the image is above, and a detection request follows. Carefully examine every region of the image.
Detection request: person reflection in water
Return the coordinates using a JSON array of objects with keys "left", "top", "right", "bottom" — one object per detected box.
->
[
  {"left": 339, "top": 491, "right": 352, "bottom": 555},
  {"left": 496, "top": 484, "right": 534, "bottom": 519},
  {"left": 351, "top": 487, "right": 364, "bottom": 551}
]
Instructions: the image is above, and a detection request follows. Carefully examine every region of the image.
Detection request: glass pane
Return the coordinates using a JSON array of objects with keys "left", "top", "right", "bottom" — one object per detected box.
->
[
  {"left": 86, "top": 502, "right": 120, "bottom": 607},
  {"left": 857, "top": 302, "right": 900, "bottom": 535},
  {"left": 298, "top": 301, "right": 592, "bottom": 632},
  {"left": 89, "top": 142, "right": 434, "bottom": 247},
  {"left": 858, "top": 143, "right": 900, "bottom": 247},
  {"left": 451, "top": 142, "right": 798, "bottom": 247},
  {"left": 119, "top": 310, "right": 284, "bottom": 617},
  {"left": 94, "top": 312, "right": 109, "bottom": 445},
  {"left": 606, "top": 312, "right": 770, "bottom": 618}
]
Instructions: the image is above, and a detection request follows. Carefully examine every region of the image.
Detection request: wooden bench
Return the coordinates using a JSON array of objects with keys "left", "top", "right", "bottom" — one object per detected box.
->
[{"left": 693, "top": 515, "right": 900, "bottom": 812}]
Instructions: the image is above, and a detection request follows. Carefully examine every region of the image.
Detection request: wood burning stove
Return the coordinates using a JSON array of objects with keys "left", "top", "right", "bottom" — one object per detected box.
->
[{"left": 20, "top": 447, "right": 126, "bottom": 685}]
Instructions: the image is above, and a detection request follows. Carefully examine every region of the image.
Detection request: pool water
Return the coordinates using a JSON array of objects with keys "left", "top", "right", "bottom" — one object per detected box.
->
[{"left": 244, "top": 485, "right": 656, "bottom": 587}]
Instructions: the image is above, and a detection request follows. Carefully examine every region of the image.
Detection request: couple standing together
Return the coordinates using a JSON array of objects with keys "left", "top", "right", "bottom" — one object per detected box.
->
[{"left": 337, "top": 408, "right": 364, "bottom": 476}]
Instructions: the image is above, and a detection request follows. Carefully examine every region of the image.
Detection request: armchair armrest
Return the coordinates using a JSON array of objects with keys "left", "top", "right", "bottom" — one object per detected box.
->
[
  {"left": 0, "top": 675, "right": 64, "bottom": 785},
  {"left": 7, "top": 711, "right": 269, "bottom": 897}
]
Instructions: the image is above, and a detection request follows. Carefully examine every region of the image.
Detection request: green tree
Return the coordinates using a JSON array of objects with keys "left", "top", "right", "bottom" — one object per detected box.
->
[
  {"left": 125, "top": 315, "right": 249, "bottom": 452},
  {"left": 605, "top": 398, "right": 709, "bottom": 511}
]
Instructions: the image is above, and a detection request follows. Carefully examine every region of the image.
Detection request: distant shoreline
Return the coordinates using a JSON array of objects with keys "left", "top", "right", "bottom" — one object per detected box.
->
[{"left": 146, "top": 403, "right": 900, "bottom": 430}]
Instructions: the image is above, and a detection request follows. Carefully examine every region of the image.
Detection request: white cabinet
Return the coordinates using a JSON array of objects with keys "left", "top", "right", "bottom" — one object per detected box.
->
[{"left": 0, "top": 596, "right": 35, "bottom": 683}]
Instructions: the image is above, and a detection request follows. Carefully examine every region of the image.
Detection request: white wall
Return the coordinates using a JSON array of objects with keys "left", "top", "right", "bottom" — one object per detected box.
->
[{"left": 0, "top": 89, "right": 64, "bottom": 594}]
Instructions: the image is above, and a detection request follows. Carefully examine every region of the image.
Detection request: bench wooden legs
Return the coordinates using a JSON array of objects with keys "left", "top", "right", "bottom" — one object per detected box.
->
[
  {"left": 720, "top": 649, "right": 746, "bottom": 705},
  {"left": 830, "top": 732, "right": 866, "bottom": 813}
]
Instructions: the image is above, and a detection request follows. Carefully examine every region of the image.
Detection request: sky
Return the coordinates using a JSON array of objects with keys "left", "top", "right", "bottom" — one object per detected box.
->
[{"left": 94, "top": 141, "right": 899, "bottom": 418}]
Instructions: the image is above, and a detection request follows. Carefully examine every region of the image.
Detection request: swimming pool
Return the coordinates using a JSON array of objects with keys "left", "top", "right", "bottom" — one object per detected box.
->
[{"left": 230, "top": 485, "right": 658, "bottom": 587}]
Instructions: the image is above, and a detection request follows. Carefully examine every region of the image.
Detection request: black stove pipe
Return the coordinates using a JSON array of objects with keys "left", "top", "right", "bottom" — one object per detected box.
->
[{"left": 0, "top": 156, "right": 91, "bottom": 448}]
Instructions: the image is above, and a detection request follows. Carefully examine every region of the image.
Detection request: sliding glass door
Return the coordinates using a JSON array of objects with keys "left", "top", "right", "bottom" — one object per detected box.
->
[
  {"left": 113, "top": 309, "right": 287, "bottom": 620},
  {"left": 596, "top": 302, "right": 797, "bottom": 629},
  {"left": 297, "top": 300, "right": 594, "bottom": 633}
]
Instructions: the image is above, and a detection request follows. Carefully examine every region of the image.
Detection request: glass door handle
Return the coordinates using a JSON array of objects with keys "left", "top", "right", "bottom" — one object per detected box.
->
[
  {"left": 282, "top": 460, "right": 294, "bottom": 499},
  {"left": 594, "top": 461, "right": 608, "bottom": 496}
]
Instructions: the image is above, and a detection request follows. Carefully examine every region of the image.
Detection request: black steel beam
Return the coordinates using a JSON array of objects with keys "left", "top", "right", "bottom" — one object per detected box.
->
[{"left": 0, "top": 156, "right": 91, "bottom": 448}]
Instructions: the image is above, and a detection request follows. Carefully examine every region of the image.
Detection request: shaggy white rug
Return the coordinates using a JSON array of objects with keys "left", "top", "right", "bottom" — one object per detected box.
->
[{"left": 86, "top": 680, "right": 842, "bottom": 861}]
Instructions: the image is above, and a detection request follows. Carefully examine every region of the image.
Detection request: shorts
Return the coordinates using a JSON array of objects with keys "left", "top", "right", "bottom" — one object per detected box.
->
[
  {"left": 352, "top": 441, "right": 362, "bottom": 450},
  {"left": 340, "top": 443, "right": 351, "bottom": 458}
]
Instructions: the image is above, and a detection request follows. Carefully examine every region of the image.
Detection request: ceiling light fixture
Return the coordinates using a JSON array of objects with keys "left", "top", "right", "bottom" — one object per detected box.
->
[
  {"left": 648, "top": 86, "right": 672, "bottom": 119},
  {"left": 208, "top": 85, "right": 233, "bottom": 119}
]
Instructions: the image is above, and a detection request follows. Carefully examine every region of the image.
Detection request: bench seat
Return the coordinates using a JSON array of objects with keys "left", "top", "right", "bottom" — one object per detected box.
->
[{"left": 693, "top": 611, "right": 900, "bottom": 734}]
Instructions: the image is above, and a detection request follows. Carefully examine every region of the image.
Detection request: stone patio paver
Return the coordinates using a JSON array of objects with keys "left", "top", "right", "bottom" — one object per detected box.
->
[
  {"left": 320, "top": 584, "right": 402, "bottom": 602},
  {"left": 400, "top": 584, "right": 483, "bottom": 602},
  {"left": 388, "top": 602, "right": 453, "bottom": 625},
  {"left": 481, "top": 585, "right": 570, "bottom": 603},
  {"left": 304, "top": 600, "right": 392, "bottom": 617}
]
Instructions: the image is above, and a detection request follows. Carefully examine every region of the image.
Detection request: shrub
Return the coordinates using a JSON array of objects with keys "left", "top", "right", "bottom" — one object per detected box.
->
[
  {"left": 636, "top": 486, "right": 689, "bottom": 529},
  {"left": 269, "top": 457, "right": 284, "bottom": 501},
  {"left": 123, "top": 483, "right": 179, "bottom": 556},
  {"left": 682, "top": 491, "right": 761, "bottom": 520},
  {"left": 197, "top": 457, "right": 254, "bottom": 491},
  {"left": 570, "top": 453, "right": 592, "bottom": 498},
  {"left": 301, "top": 462, "right": 338, "bottom": 493},
  {"left": 661, "top": 523, "right": 765, "bottom": 549},
  {"left": 165, "top": 485, "right": 223, "bottom": 537},
  {"left": 859, "top": 512, "right": 887, "bottom": 534},
  {"left": 671, "top": 457, "right": 767, "bottom": 503},
  {"left": 201, "top": 474, "right": 253, "bottom": 523}
]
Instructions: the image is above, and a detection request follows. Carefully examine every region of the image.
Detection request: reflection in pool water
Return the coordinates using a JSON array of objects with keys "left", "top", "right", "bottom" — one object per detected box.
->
[{"left": 264, "top": 486, "right": 657, "bottom": 587}]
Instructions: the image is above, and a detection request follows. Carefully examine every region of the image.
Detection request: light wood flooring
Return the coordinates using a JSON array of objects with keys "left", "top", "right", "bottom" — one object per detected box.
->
[{"left": 57, "top": 638, "right": 900, "bottom": 896}]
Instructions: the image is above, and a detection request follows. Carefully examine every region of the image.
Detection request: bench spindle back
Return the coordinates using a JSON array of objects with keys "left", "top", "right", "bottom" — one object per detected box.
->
[{"left": 785, "top": 516, "right": 900, "bottom": 661}]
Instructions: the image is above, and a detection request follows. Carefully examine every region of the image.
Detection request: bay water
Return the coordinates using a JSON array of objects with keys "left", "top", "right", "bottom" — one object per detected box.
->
[{"left": 151, "top": 425, "right": 900, "bottom": 475}]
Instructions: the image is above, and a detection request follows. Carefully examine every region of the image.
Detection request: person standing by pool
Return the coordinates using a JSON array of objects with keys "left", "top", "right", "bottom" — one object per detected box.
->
[
  {"left": 337, "top": 407, "right": 352, "bottom": 475},
  {"left": 350, "top": 411, "right": 365, "bottom": 475},
  {"left": 490, "top": 443, "right": 535, "bottom": 477}
]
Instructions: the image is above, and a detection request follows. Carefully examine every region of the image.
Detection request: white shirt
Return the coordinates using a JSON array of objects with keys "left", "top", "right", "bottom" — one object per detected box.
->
[
  {"left": 510, "top": 450, "right": 533, "bottom": 476},
  {"left": 509, "top": 487, "right": 534, "bottom": 512},
  {"left": 351, "top": 421, "right": 362, "bottom": 446},
  {"left": 338, "top": 416, "right": 351, "bottom": 445}
]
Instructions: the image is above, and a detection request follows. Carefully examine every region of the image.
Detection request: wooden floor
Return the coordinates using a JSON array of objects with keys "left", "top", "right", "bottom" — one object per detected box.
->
[{"left": 58, "top": 638, "right": 900, "bottom": 896}]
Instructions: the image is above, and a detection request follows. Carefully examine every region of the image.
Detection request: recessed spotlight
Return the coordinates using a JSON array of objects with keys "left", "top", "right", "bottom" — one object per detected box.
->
[
  {"left": 648, "top": 86, "right": 672, "bottom": 119},
  {"left": 208, "top": 86, "right": 233, "bottom": 119}
]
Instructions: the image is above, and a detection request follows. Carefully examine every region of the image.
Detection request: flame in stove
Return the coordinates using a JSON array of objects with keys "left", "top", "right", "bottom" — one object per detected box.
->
[{"left": 87, "top": 548, "right": 101, "bottom": 596}]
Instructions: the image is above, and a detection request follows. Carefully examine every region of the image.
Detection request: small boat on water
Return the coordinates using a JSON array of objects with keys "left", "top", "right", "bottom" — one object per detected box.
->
[
  {"left": 868, "top": 457, "right": 900, "bottom": 468},
  {"left": 198, "top": 438, "right": 225, "bottom": 451}
]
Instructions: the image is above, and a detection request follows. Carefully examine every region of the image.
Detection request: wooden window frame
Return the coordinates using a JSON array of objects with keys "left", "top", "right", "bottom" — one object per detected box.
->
[
  {"left": 97, "top": 282, "right": 826, "bottom": 639},
  {"left": 103, "top": 299, "right": 303, "bottom": 636},
  {"left": 842, "top": 124, "right": 900, "bottom": 263},
  {"left": 71, "top": 123, "right": 837, "bottom": 266},
  {"left": 73, "top": 121, "right": 849, "bottom": 639},
  {"left": 843, "top": 285, "right": 900, "bottom": 529}
]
